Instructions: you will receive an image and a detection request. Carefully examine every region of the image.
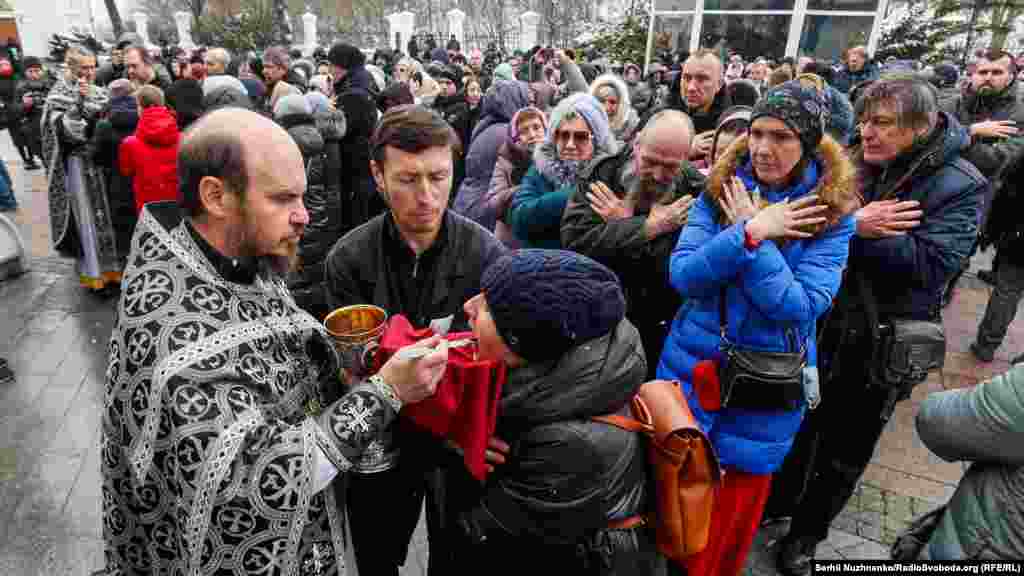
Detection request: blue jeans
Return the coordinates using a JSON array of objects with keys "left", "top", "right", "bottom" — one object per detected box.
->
[{"left": 0, "top": 159, "right": 15, "bottom": 209}]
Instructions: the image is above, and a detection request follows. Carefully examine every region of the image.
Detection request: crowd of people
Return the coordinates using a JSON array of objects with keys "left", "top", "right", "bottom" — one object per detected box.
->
[{"left": 0, "top": 27, "right": 1022, "bottom": 576}]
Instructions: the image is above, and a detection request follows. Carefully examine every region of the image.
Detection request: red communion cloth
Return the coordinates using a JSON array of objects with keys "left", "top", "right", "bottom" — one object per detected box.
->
[{"left": 372, "top": 314, "right": 507, "bottom": 481}]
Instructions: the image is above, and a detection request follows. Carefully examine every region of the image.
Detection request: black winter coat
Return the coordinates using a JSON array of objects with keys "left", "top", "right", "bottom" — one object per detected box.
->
[
  {"left": 285, "top": 109, "right": 346, "bottom": 318},
  {"left": 334, "top": 69, "right": 381, "bottom": 234},
  {"left": 458, "top": 319, "right": 663, "bottom": 575},
  {"left": 324, "top": 210, "right": 506, "bottom": 328},
  {"left": 92, "top": 97, "right": 139, "bottom": 258}
]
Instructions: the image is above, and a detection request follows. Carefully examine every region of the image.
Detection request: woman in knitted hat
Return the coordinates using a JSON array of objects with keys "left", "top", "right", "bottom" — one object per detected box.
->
[
  {"left": 658, "top": 80, "right": 860, "bottom": 576},
  {"left": 509, "top": 93, "right": 617, "bottom": 248},
  {"left": 458, "top": 249, "right": 662, "bottom": 574}
]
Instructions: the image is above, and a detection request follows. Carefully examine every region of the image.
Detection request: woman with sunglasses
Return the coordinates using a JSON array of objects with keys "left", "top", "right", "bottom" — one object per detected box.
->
[{"left": 509, "top": 93, "right": 616, "bottom": 248}]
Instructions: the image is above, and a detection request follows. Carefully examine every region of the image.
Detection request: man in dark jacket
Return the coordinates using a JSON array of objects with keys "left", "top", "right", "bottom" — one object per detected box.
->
[
  {"left": 328, "top": 42, "right": 382, "bottom": 233},
  {"left": 641, "top": 48, "right": 732, "bottom": 164},
  {"left": 941, "top": 50, "right": 1024, "bottom": 299},
  {"left": 95, "top": 36, "right": 135, "bottom": 87},
  {"left": 562, "top": 110, "right": 702, "bottom": 378},
  {"left": 777, "top": 76, "right": 986, "bottom": 576},
  {"left": 831, "top": 45, "right": 880, "bottom": 95},
  {"left": 125, "top": 45, "right": 171, "bottom": 93},
  {"left": 324, "top": 105, "right": 506, "bottom": 576}
]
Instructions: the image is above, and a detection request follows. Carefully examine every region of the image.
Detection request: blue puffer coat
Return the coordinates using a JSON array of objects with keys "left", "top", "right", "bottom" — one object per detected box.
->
[
  {"left": 453, "top": 80, "right": 530, "bottom": 231},
  {"left": 657, "top": 135, "right": 859, "bottom": 475}
]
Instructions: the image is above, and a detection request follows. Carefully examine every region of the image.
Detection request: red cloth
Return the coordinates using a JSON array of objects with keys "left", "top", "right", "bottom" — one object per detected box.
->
[
  {"left": 119, "top": 106, "right": 181, "bottom": 214},
  {"left": 685, "top": 469, "right": 772, "bottom": 576},
  {"left": 372, "top": 314, "right": 506, "bottom": 482}
]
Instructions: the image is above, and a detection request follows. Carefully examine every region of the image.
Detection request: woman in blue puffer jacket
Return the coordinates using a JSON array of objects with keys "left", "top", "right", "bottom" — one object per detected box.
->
[{"left": 657, "top": 81, "right": 860, "bottom": 576}]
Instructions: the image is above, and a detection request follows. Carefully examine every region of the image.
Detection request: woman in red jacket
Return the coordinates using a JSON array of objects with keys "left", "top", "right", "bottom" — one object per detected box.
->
[{"left": 119, "top": 85, "right": 181, "bottom": 214}]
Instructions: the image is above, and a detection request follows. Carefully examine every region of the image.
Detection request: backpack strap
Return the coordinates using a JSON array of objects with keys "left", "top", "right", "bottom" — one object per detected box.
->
[{"left": 592, "top": 396, "right": 655, "bottom": 435}]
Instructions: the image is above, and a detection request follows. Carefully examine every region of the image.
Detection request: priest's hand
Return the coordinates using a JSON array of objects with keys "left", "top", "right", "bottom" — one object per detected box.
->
[{"left": 378, "top": 335, "right": 449, "bottom": 405}]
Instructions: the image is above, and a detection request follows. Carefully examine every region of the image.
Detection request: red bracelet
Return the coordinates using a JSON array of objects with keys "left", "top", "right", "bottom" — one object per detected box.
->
[{"left": 744, "top": 228, "right": 762, "bottom": 250}]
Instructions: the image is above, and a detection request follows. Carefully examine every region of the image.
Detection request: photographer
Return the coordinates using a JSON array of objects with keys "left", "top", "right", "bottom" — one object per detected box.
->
[
  {"left": 776, "top": 76, "right": 986, "bottom": 576},
  {"left": 13, "top": 57, "right": 46, "bottom": 169}
]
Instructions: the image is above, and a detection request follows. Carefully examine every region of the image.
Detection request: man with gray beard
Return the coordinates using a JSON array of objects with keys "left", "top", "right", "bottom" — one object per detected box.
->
[{"left": 562, "top": 109, "right": 705, "bottom": 377}]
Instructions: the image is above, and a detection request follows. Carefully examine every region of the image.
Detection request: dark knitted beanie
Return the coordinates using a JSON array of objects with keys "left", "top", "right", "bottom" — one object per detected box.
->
[
  {"left": 752, "top": 79, "right": 826, "bottom": 154},
  {"left": 481, "top": 249, "right": 626, "bottom": 362}
]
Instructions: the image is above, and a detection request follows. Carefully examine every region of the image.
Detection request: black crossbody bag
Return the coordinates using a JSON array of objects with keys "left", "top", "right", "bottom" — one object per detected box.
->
[{"left": 717, "top": 286, "right": 807, "bottom": 411}]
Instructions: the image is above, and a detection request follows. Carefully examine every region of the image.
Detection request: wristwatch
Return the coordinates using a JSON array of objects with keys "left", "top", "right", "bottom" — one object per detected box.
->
[{"left": 369, "top": 373, "right": 403, "bottom": 413}]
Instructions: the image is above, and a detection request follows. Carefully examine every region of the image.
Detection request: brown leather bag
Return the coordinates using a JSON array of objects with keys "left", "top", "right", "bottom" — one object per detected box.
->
[{"left": 593, "top": 380, "right": 721, "bottom": 563}]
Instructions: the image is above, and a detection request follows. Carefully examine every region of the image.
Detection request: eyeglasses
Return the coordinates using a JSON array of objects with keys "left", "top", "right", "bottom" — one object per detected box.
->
[{"left": 554, "top": 129, "right": 593, "bottom": 147}]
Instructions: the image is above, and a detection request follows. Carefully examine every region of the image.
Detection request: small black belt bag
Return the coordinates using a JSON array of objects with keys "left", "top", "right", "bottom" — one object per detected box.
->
[
  {"left": 857, "top": 272, "right": 946, "bottom": 417},
  {"left": 877, "top": 319, "right": 946, "bottom": 387},
  {"left": 717, "top": 286, "right": 806, "bottom": 411}
]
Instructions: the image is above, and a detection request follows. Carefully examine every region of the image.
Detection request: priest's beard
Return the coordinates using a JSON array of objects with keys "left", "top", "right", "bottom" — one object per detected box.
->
[{"left": 224, "top": 206, "right": 301, "bottom": 278}]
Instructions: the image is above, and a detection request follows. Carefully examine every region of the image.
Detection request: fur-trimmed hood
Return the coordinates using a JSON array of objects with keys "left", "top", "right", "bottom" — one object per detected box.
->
[
  {"left": 706, "top": 133, "right": 860, "bottom": 233},
  {"left": 589, "top": 73, "right": 633, "bottom": 132}
]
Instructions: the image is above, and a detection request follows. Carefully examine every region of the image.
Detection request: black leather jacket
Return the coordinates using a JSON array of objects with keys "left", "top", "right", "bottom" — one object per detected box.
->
[
  {"left": 459, "top": 319, "right": 663, "bottom": 575},
  {"left": 324, "top": 210, "right": 506, "bottom": 327}
]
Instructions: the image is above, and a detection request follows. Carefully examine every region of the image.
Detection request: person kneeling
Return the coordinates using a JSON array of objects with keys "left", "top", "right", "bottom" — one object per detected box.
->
[{"left": 458, "top": 249, "right": 664, "bottom": 575}]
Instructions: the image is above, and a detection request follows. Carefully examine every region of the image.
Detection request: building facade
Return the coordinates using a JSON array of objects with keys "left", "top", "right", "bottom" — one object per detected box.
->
[{"left": 647, "top": 0, "right": 889, "bottom": 67}]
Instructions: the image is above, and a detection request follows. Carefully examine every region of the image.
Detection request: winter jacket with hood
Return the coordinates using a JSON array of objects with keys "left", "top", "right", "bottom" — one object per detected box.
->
[
  {"left": 916, "top": 367, "right": 1024, "bottom": 560},
  {"left": 657, "top": 134, "right": 859, "bottom": 475},
  {"left": 334, "top": 66, "right": 383, "bottom": 232},
  {"left": 590, "top": 73, "right": 640, "bottom": 145},
  {"left": 840, "top": 111, "right": 986, "bottom": 322},
  {"left": 458, "top": 319, "right": 663, "bottom": 575},
  {"left": 119, "top": 106, "right": 180, "bottom": 214},
  {"left": 453, "top": 80, "right": 530, "bottom": 231},
  {"left": 92, "top": 94, "right": 139, "bottom": 256},
  {"left": 279, "top": 96, "right": 347, "bottom": 319}
]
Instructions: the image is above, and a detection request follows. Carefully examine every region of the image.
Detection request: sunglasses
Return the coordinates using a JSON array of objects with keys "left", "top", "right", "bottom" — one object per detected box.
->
[{"left": 554, "top": 129, "right": 593, "bottom": 147}]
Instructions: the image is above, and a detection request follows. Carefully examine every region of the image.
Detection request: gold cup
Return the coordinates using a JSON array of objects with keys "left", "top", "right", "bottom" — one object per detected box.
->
[{"left": 324, "top": 305, "right": 389, "bottom": 383}]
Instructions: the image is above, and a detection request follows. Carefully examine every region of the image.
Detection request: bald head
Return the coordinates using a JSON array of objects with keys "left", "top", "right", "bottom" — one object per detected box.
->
[
  {"left": 639, "top": 109, "right": 694, "bottom": 148},
  {"left": 180, "top": 107, "right": 309, "bottom": 273},
  {"left": 633, "top": 110, "right": 694, "bottom": 186},
  {"left": 179, "top": 108, "right": 302, "bottom": 217}
]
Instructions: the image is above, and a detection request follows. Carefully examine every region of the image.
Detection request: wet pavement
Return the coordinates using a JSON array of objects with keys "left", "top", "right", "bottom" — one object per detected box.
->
[{"left": 0, "top": 138, "right": 1018, "bottom": 575}]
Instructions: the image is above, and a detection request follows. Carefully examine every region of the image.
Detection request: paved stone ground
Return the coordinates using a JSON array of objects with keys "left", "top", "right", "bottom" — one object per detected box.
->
[{"left": 0, "top": 138, "right": 1016, "bottom": 575}]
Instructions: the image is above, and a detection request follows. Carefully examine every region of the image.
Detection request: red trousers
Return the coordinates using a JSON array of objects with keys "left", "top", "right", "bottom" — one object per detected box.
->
[{"left": 685, "top": 469, "right": 772, "bottom": 576}]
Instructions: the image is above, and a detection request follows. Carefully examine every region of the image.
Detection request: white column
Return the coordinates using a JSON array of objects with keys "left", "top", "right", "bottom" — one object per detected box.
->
[
  {"left": 133, "top": 11, "right": 151, "bottom": 47},
  {"left": 446, "top": 9, "right": 465, "bottom": 50},
  {"left": 387, "top": 10, "right": 415, "bottom": 53},
  {"left": 302, "top": 11, "right": 317, "bottom": 56},
  {"left": 175, "top": 11, "right": 195, "bottom": 49},
  {"left": 867, "top": 0, "right": 890, "bottom": 56},
  {"left": 785, "top": 0, "right": 808, "bottom": 58},
  {"left": 519, "top": 11, "right": 540, "bottom": 53}
]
